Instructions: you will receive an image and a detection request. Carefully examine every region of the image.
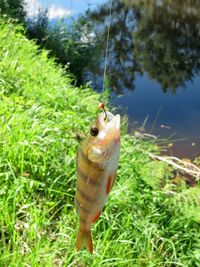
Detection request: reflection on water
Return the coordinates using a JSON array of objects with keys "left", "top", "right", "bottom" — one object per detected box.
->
[
  {"left": 81, "top": 0, "right": 200, "bottom": 158},
  {"left": 131, "top": 0, "right": 200, "bottom": 92}
]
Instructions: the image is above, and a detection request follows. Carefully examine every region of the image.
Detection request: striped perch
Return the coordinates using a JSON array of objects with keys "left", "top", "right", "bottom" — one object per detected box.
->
[{"left": 75, "top": 111, "right": 120, "bottom": 254}]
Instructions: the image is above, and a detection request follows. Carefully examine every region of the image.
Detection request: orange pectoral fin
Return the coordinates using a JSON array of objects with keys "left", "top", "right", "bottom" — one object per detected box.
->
[{"left": 106, "top": 174, "right": 116, "bottom": 195}]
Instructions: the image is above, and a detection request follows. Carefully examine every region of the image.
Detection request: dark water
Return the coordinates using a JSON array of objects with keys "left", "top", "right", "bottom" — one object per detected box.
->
[{"left": 81, "top": 0, "right": 200, "bottom": 158}]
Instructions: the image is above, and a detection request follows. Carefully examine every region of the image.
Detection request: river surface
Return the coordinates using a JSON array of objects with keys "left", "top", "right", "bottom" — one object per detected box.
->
[
  {"left": 82, "top": 0, "right": 200, "bottom": 159},
  {"left": 38, "top": 0, "right": 200, "bottom": 158}
]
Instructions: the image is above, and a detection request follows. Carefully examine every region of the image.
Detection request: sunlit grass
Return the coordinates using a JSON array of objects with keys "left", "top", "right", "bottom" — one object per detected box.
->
[{"left": 0, "top": 19, "right": 200, "bottom": 267}]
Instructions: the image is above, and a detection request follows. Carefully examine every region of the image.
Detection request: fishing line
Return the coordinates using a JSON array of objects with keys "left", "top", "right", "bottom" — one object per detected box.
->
[
  {"left": 33, "top": 0, "right": 36, "bottom": 24},
  {"left": 99, "top": 0, "right": 113, "bottom": 120},
  {"left": 102, "top": 0, "right": 113, "bottom": 98}
]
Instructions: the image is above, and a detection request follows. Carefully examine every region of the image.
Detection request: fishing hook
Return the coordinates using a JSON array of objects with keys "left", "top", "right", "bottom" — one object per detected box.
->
[
  {"left": 103, "top": 106, "right": 107, "bottom": 121},
  {"left": 98, "top": 102, "right": 107, "bottom": 121}
]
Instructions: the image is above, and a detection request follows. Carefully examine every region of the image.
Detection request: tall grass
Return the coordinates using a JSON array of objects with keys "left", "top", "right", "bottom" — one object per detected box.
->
[{"left": 0, "top": 19, "right": 199, "bottom": 267}]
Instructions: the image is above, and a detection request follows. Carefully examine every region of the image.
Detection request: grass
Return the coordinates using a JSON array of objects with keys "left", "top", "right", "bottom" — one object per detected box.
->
[{"left": 0, "top": 19, "right": 200, "bottom": 267}]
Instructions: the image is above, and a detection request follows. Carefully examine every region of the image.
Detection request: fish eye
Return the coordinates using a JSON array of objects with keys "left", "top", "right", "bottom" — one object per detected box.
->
[{"left": 90, "top": 126, "right": 99, "bottom": 137}]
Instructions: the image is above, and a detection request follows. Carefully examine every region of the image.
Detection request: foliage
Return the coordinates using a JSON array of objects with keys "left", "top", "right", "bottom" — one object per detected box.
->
[
  {"left": 0, "top": 0, "right": 96, "bottom": 85},
  {"left": 0, "top": 0, "right": 26, "bottom": 24},
  {"left": 26, "top": 10, "right": 96, "bottom": 85},
  {"left": 0, "top": 19, "right": 200, "bottom": 267},
  {"left": 26, "top": 9, "right": 49, "bottom": 47},
  {"left": 45, "top": 20, "right": 96, "bottom": 85}
]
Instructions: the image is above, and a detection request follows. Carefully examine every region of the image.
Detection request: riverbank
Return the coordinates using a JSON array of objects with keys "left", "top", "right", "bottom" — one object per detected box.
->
[{"left": 0, "top": 20, "right": 199, "bottom": 266}]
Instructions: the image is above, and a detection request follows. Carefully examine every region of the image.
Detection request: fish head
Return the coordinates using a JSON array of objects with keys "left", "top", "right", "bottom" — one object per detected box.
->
[{"left": 87, "top": 111, "right": 120, "bottom": 163}]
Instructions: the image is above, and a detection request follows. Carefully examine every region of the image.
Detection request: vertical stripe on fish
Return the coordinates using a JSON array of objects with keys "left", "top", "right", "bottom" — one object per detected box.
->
[{"left": 75, "top": 111, "right": 120, "bottom": 254}]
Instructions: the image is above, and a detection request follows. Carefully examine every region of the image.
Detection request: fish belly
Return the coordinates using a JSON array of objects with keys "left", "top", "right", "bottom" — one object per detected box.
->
[{"left": 75, "top": 143, "right": 120, "bottom": 225}]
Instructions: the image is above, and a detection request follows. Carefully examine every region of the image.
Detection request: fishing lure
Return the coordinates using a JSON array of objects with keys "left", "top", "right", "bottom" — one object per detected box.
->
[{"left": 75, "top": 104, "right": 120, "bottom": 253}]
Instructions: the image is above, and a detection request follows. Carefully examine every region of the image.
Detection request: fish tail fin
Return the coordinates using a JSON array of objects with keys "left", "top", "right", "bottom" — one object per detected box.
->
[{"left": 76, "top": 227, "right": 93, "bottom": 254}]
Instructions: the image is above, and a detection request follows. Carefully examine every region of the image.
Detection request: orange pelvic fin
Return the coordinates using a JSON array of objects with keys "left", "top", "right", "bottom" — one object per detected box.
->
[
  {"left": 106, "top": 175, "right": 112, "bottom": 194},
  {"left": 92, "top": 211, "right": 101, "bottom": 223},
  {"left": 76, "top": 227, "right": 93, "bottom": 254},
  {"left": 106, "top": 174, "right": 116, "bottom": 195}
]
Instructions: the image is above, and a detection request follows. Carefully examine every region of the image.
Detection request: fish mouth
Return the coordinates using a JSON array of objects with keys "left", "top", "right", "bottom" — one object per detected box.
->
[{"left": 99, "top": 111, "right": 120, "bottom": 130}]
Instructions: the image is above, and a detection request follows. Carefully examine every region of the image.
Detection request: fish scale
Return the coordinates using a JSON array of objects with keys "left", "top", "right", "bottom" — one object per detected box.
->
[{"left": 75, "top": 111, "right": 120, "bottom": 254}]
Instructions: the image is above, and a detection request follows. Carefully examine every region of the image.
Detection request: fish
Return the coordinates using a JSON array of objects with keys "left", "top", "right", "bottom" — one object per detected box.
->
[{"left": 75, "top": 111, "right": 120, "bottom": 254}]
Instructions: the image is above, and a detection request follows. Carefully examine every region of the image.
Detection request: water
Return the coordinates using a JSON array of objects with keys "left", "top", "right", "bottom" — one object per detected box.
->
[
  {"left": 111, "top": 75, "right": 200, "bottom": 158},
  {"left": 81, "top": 0, "right": 200, "bottom": 159},
  {"left": 37, "top": 0, "right": 200, "bottom": 158}
]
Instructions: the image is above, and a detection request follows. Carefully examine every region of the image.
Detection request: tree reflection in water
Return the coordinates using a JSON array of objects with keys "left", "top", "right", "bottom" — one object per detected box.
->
[
  {"left": 83, "top": 0, "right": 200, "bottom": 94},
  {"left": 83, "top": 0, "right": 137, "bottom": 95}
]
